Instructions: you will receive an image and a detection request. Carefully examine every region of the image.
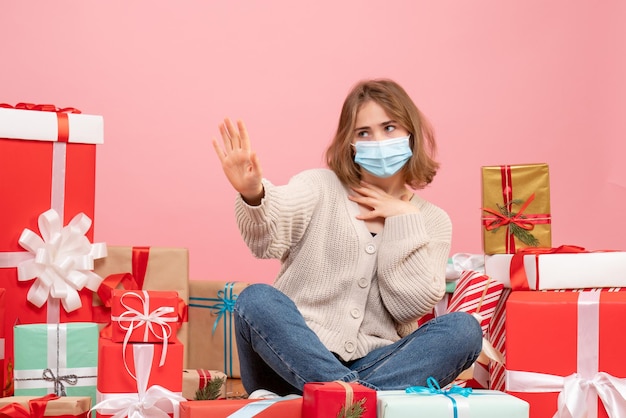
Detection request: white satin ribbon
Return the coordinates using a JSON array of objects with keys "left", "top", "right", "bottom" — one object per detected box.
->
[
  {"left": 16, "top": 208, "right": 107, "bottom": 313},
  {"left": 446, "top": 253, "right": 485, "bottom": 280},
  {"left": 91, "top": 344, "right": 185, "bottom": 418},
  {"left": 506, "top": 291, "right": 626, "bottom": 418},
  {"left": 112, "top": 291, "right": 177, "bottom": 368}
]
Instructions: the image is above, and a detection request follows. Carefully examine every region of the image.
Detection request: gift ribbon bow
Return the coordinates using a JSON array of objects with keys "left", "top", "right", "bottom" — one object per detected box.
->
[
  {"left": 0, "top": 103, "right": 81, "bottom": 143},
  {"left": 506, "top": 291, "right": 626, "bottom": 418},
  {"left": 208, "top": 285, "right": 238, "bottom": 334},
  {"left": 16, "top": 209, "right": 107, "bottom": 312},
  {"left": 41, "top": 367, "right": 78, "bottom": 396},
  {"left": 0, "top": 393, "right": 60, "bottom": 418},
  {"left": 188, "top": 282, "right": 239, "bottom": 376},
  {"left": 0, "top": 103, "right": 81, "bottom": 113},
  {"left": 91, "top": 344, "right": 185, "bottom": 418},
  {"left": 113, "top": 291, "right": 177, "bottom": 368},
  {"left": 482, "top": 192, "right": 538, "bottom": 232},
  {"left": 406, "top": 377, "right": 472, "bottom": 418}
]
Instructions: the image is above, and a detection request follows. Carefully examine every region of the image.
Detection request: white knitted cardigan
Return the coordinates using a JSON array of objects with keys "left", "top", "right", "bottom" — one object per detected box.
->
[{"left": 235, "top": 168, "right": 451, "bottom": 361}]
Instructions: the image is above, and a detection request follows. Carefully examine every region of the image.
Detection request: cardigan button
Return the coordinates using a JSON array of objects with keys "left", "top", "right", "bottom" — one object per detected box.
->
[
  {"left": 350, "top": 308, "right": 361, "bottom": 319},
  {"left": 344, "top": 341, "right": 355, "bottom": 353},
  {"left": 365, "top": 243, "right": 376, "bottom": 254},
  {"left": 358, "top": 277, "right": 368, "bottom": 288}
]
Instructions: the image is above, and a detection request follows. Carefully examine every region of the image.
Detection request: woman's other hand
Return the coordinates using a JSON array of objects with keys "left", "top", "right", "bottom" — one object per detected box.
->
[{"left": 349, "top": 181, "right": 419, "bottom": 220}]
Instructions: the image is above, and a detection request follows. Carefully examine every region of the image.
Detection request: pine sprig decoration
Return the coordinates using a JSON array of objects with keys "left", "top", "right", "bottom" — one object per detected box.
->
[
  {"left": 336, "top": 398, "right": 366, "bottom": 418},
  {"left": 490, "top": 199, "right": 539, "bottom": 247},
  {"left": 194, "top": 376, "right": 226, "bottom": 400},
  {"left": 510, "top": 223, "right": 539, "bottom": 246}
]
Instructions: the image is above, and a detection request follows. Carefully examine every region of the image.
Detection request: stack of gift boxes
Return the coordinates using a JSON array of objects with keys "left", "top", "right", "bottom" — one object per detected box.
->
[
  {"left": 480, "top": 163, "right": 626, "bottom": 418},
  {"left": 93, "top": 289, "right": 186, "bottom": 416},
  {"left": 3, "top": 104, "right": 623, "bottom": 417},
  {"left": 0, "top": 104, "right": 226, "bottom": 417},
  {"left": 0, "top": 103, "right": 104, "bottom": 417}
]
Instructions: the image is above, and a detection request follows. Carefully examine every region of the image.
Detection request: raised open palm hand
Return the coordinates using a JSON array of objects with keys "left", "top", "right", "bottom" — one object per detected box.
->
[{"left": 212, "top": 118, "right": 264, "bottom": 201}]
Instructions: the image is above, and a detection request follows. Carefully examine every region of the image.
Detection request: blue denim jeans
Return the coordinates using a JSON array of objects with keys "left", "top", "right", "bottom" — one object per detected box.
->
[{"left": 233, "top": 284, "right": 483, "bottom": 395}]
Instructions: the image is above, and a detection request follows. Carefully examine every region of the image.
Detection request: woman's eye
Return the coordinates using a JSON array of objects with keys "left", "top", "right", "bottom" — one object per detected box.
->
[
  {"left": 357, "top": 131, "right": 369, "bottom": 138},
  {"left": 385, "top": 125, "right": 396, "bottom": 133}
]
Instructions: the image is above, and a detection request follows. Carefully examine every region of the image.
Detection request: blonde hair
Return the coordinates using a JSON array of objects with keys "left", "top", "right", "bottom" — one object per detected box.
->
[{"left": 326, "top": 79, "right": 439, "bottom": 189}]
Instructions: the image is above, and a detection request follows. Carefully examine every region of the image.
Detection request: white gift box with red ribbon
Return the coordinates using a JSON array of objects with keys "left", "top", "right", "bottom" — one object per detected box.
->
[
  {"left": 485, "top": 250, "right": 626, "bottom": 290},
  {"left": 0, "top": 105, "right": 103, "bottom": 144}
]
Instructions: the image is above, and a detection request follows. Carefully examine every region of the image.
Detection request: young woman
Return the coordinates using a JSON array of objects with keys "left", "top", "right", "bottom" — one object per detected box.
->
[{"left": 212, "top": 78, "right": 482, "bottom": 396}]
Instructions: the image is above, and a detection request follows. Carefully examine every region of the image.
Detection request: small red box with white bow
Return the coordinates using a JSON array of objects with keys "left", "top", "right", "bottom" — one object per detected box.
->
[{"left": 110, "top": 289, "right": 181, "bottom": 344}]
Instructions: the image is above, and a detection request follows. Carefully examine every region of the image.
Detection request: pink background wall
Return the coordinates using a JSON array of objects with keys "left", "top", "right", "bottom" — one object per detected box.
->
[{"left": 3, "top": 2, "right": 625, "bottom": 283}]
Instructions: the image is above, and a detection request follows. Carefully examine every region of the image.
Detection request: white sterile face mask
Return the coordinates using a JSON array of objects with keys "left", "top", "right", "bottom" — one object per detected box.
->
[{"left": 353, "top": 136, "right": 413, "bottom": 178}]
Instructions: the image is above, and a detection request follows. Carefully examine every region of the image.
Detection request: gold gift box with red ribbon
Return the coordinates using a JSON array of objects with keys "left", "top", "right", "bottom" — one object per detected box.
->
[{"left": 481, "top": 163, "right": 552, "bottom": 254}]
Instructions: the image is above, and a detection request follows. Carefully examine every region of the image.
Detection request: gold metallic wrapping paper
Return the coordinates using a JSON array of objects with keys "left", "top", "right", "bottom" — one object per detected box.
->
[{"left": 481, "top": 164, "right": 551, "bottom": 254}]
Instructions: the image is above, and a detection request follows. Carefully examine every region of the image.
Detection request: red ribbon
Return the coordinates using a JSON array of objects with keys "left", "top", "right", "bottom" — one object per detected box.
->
[
  {"left": 93, "top": 246, "right": 189, "bottom": 327},
  {"left": 93, "top": 272, "right": 140, "bottom": 325},
  {"left": 482, "top": 192, "right": 539, "bottom": 231},
  {"left": 509, "top": 245, "right": 588, "bottom": 290},
  {"left": 0, "top": 102, "right": 81, "bottom": 143},
  {"left": 131, "top": 246, "right": 187, "bottom": 322},
  {"left": 178, "top": 295, "right": 189, "bottom": 323},
  {"left": 0, "top": 394, "right": 67, "bottom": 418},
  {"left": 197, "top": 369, "right": 212, "bottom": 389},
  {"left": 132, "top": 246, "right": 150, "bottom": 289},
  {"left": 481, "top": 165, "right": 551, "bottom": 253}
]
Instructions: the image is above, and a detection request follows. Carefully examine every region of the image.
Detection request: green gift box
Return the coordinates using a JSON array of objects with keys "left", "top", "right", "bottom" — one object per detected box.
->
[{"left": 13, "top": 322, "right": 98, "bottom": 408}]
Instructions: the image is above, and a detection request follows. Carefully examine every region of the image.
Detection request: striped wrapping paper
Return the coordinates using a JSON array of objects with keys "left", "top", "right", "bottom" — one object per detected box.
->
[{"left": 446, "top": 270, "right": 504, "bottom": 334}]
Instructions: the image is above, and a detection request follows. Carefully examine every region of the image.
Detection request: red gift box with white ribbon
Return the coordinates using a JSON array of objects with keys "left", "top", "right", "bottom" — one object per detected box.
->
[
  {"left": 94, "top": 339, "right": 184, "bottom": 417},
  {"left": 110, "top": 289, "right": 182, "bottom": 344},
  {"left": 505, "top": 290, "right": 626, "bottom": 418}
]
